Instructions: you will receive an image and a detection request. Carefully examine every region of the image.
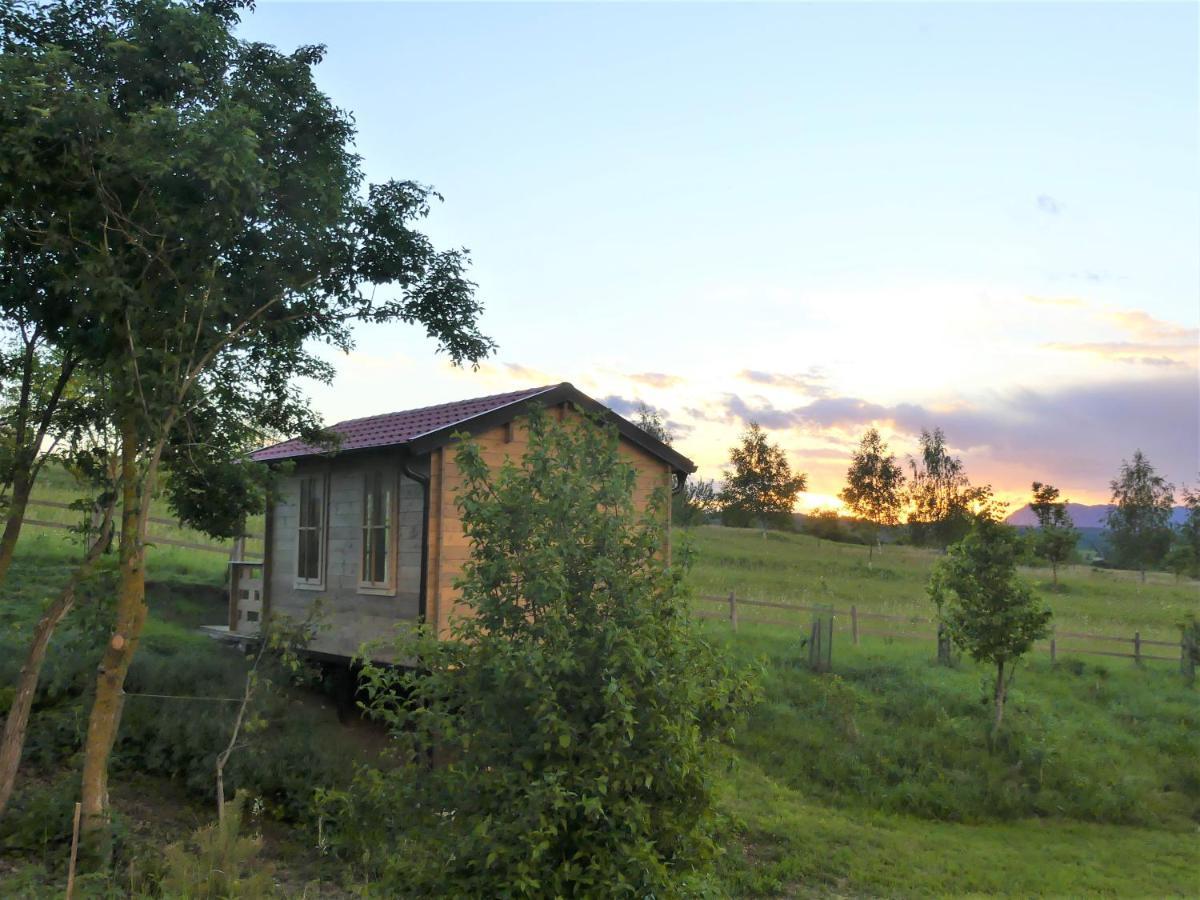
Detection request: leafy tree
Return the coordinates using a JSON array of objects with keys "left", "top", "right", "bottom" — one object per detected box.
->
[
  {"left": 839, "top": 427, "right": 905, "bottom": 563},
  {"left": 720, "top": 423, "right": 806, "bottom": 536},
  {"left": 0, "top": 433, "right": 117, "bottom": 816},
  {"left": 1165, "top": 483, "right": 1200, "bottom": 580},
  {"left": 633, "top": 401, "right": 672, "bottom": 446},
  {"left": 929, "top": 517, "right": 1052, "bottom": 734},
  {"left": 1028, "top": 482, "right": 1079, "bottom": 587},
  {"left": 0, "top": 309, "right": 86, "bottom": 585},
  {"left": 802, "top": 508, "right": 852, "bottom": 543},
  {"left": 674, "top": 476, "right": 719, "bottom": 527},
  {"left": 0, "top": 0, "right": 492, "bottom": 856},
  {"left": 906, "top": 428, "right": 993, "bottom": 547},
  {"left": 1105, "top": 450, "right": 1175, "bottom": 581},
  {"left": 325, "top": 407, "right": 756, "bottom": 896},
  {"left": 1163, "top": 542, "right": 1196, "bottom": 582}
]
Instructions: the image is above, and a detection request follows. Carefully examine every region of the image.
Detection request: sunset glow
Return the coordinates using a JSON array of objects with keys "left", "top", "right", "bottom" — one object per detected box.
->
[{"left": 239, "top": 2, "right": 1198, "bottom": 511}]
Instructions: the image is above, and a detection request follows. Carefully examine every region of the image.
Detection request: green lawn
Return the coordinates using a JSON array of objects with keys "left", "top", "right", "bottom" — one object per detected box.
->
[
  {"left": 1, "top": 516, "right": 1197, "bottom": 896},
  {"left": 682, "top": 525, "right": 1197, "bottom": 645},
  {"left": 15, "top": 462, "right": 263, "bottom": 575},
  {"left": 685, "top": 526, "right": 1200, "bottom": 897}
]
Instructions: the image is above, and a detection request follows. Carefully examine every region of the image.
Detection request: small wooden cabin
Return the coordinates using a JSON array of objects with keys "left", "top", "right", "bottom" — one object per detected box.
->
[{"left": 225, "top": 383, "right": 695, "bottom": 660}]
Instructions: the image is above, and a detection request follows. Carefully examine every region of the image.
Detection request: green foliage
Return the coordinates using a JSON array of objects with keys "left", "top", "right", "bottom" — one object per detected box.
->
[
  {"left": 1105, "top": 450, "right": 1175, "bottom": 575},
  {"left": 0, "top": 772, "right": 79, "bottom": 852},
  {"left": 632, "top": 400, "right": 673, "bottom": 445},
  {"left": 132, "top": 791, "right": 275, "bottom": 899},
  {"left": 726, "top": 635, "right": 1200, "bottom": 827},
  {"left": 930, "top": 517, "right": 1052, "bottom": 728},
  {"left": 1028, "top": 482, "right": 1080, "bottom": 584},
  {"left": 720, "top": 422, "right": 806, "bottom": 534},
  {"left": 906, "top": 428, "right": 994, "bottom": 548},
  {"left": 1165, "top": 483, "right": 1200, "bottom": 579},
  {"left": 674, "top": 476, "right": 719, "bottom": 527},
  {"left": 325, "top": 407, "right": 757, "bottom": 896},
  {"left": 840, "top": 427, "right": 905, "bottom": 539},
  {"left": 800, "top": 508, "right": 866, "bottom": 545},
  {"left": 0, "top": 587, "right": 349, "bottom": 826}
]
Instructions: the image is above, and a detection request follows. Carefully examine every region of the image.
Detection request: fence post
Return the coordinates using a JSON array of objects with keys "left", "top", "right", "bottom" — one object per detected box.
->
[
  {"left": 851, "top": 604, "right": 859, "bottom": 645},
  {"left": 1050, "top": 636, "right": 1056, "bottom": 663},
  {"left": 228, "top": 534, "right": 246, "bottom": 564},
  {"left": 1134, "top": 631, "right": 1141, "bottom": 665},
  {"left": 728, "top": 591, "right": 738, "bottom": 633}
]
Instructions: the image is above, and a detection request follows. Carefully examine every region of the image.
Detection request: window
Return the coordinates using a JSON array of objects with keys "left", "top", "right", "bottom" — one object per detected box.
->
[
  {"left": 296, "top": 475, "right": 325, "bottom": 585},
  {"left": 361, "top": 470, "right": 393, "bottom": 589}
]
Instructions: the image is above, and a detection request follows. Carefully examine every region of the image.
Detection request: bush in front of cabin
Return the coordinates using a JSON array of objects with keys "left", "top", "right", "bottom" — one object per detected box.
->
[{"left": 320, "top": 406, "right": 758, "bottom": 897}]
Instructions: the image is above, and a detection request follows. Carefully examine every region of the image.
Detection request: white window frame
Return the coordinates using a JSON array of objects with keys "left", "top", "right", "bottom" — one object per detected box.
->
[
  {"left": 294, "top": 472, "right": 328, "bottom": 590},
  {"left": 358, "top": 468, "right": 397, "bottom": 595}
]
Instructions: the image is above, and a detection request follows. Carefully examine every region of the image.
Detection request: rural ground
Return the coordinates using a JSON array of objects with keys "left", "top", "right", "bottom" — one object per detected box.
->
[{"left": 0, "top": 483, "right": 1197, "bottom": 896}]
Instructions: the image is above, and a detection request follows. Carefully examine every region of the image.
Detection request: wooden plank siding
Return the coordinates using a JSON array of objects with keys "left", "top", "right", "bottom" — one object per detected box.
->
[
  {"left": 260, "top": 410, "right": 675, "bottom": 657},
  {"left": 425, "top": 412, "right": 674, "bottom": 639},
  {"left": 266, "top": 449, "right": 424, "bottom": 658}
]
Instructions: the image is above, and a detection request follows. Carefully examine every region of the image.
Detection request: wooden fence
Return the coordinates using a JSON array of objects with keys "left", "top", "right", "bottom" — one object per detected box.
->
[
  {"left": 22, "top": 498, "right": 264, "bottom": 560},
  {"left": 695, "top": 592, "right": 1187, "bottom": 666}
]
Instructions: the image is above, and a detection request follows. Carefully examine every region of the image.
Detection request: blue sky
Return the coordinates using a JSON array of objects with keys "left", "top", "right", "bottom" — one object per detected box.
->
[{"left": 242, "top": 2, "right": 1198, "bottom": 507}]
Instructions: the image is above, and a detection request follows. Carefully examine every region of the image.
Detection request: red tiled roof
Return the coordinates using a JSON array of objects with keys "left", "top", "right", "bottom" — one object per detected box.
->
[{"left": 251, "top": 384, "right": 559, "bottom": 462}]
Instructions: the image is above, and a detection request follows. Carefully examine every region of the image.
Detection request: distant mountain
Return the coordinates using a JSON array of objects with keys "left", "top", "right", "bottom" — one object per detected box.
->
[{"left": 1006, "top": 503, "right": 1187, "bottom": 529}]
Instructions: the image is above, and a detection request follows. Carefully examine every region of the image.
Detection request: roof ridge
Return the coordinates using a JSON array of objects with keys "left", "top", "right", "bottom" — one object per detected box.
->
[{"left": 326, "top": 383, "right": 560, "bottom": 429}]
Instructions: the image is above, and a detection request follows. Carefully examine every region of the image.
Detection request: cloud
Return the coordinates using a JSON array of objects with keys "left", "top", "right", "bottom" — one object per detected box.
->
[
  {"left": 737, "top": 367, "right": 830, "bottom": 397},
  {"left": 1043, "top": 341, "right": 1197, "bottom": 366},
  {"left": 1104, "top": 310, "right": 1197, "bottom": 343},
  {"left": 628, "top": 372, "right": 683, "bottom": 389},
  {"left": 1036, "top": 194, "right": 1062, "bottom": 215},
  {"left": 1033, "top": 304, "right": 1198, "bottom": 368},
  {"left": 600, "top": 394, "right": 643, "bottom": 418},
  {"left": 503, "top": 362, "right": 556, "bottom": 383},
  {"left": 1036, "top": 194, "right": 1065, "bottom": 214},
  {"left": 599, "top": 395, "right": 692, "bottom": 439},
  {"left": 709, "top": 376, "right": 1199, "bottom": 490}
]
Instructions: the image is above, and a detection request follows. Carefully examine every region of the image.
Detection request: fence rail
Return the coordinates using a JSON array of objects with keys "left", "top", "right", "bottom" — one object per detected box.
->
[
  {"left": 696, "top": 592, "right": 1189, "bottom": 667},
  {"left": 22, "top": 499, "right": 264, "bottom": 560}
]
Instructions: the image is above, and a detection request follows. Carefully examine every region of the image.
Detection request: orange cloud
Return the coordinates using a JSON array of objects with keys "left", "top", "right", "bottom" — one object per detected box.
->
[{"left": 628, "top": 372, "right": 683, "bottom": 388}]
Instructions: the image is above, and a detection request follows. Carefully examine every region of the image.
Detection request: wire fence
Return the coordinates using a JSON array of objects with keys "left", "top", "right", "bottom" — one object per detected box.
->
[
  {"left": 22, "top": 497, "right": 264, "bottom": 560},
  {"left": 695, "top": 591, "right": 1188, "bottom": 666}
]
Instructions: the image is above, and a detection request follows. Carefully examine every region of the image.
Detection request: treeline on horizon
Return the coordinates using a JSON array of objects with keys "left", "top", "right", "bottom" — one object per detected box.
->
[{"left": 635, "top": 406, "right": 1199, "bottom": 581}]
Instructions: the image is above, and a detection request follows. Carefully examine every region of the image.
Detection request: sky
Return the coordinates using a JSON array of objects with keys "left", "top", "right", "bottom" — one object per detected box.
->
[{"left": 240, "top": 1, "right": 1199, "bottom": 511}]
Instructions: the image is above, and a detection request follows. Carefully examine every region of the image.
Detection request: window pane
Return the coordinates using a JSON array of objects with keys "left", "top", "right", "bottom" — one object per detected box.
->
[
  {"left": 298, "top": 527, "right": 309, "bottom": 579},
  {"left": 371, "top": 527, "right": 388, "bottom": 583},
  {"left": 297, "top": 529, "right": 312, "bottom": 580}
]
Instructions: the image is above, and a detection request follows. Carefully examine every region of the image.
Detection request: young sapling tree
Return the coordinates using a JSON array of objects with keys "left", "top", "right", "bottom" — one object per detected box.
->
[
  {"left": 930, "top": 517, "right": 1052, "bottom": 734},
  {"left": 1105, "top": 451, "right": 1175, "bottom": 582},
  {"left": 1028, "top": 482, "right": 1079, "bottom": 587}
]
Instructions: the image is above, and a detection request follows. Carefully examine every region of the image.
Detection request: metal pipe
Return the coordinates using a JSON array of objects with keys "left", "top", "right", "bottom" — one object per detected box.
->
[{"left": 401, "top": 454, "right": 431, "bottom": 623}]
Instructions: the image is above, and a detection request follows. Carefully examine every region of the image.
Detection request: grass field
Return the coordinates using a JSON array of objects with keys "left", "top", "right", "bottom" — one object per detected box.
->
[
  {"left": 685, "top": 525, "right": 1199, "bottom": 897},
  {"left": 1, "top": 502, "right": 1197, "bottom": 896},
  {"left": 14, "top": 462, "right": 263, "bottom": 575}
]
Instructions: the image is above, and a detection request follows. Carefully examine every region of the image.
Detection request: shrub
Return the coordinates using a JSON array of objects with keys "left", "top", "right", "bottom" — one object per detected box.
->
[
  {"left": 131, "top": 792, "right": 275, "bottom": 898},
  {"left": 322, "top": 407, "right": 758, "bottom": 896}
]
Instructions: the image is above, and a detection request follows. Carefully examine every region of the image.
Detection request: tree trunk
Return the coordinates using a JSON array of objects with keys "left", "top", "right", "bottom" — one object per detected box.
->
[
  {"left": 993, "top": 658, "right": 1007, "bottom": 733},
  {"left": 0, "top": 503, "right": 114, "bottom": 817},
  {"left": 0, "top": 474, "right": 34, "bottom": 588},
  {"left": 78, "top": 422, "right": 148, "bottom": 863}
]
